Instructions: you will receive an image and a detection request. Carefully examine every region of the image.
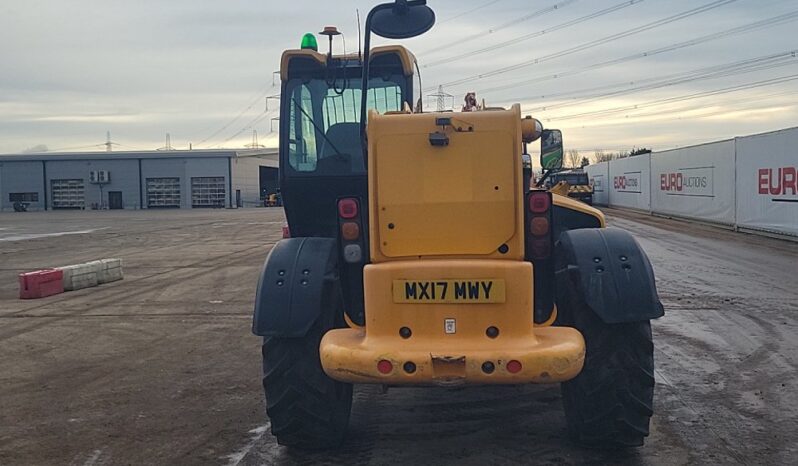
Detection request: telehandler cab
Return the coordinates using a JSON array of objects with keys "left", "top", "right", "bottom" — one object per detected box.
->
[{"left": 253, "top": 0, "right": 663, "bottom": 450}]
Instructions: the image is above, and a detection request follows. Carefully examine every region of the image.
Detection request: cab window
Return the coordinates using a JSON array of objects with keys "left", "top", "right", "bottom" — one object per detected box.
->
[{"left": 286, "top": 77, "right": 404, "bottom": 176}]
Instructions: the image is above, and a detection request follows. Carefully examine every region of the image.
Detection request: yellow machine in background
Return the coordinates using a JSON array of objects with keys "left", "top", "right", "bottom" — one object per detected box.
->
[
  {"left": 547, "top": 170, "right": 595, "bottom": 205},
  {"left": 253, "top": 0, "right": 663, "bottom": 451}
]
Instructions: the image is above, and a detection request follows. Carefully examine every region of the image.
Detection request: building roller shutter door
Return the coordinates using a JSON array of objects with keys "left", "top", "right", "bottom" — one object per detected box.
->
[
  {"left": 51, "top": 179, "right": 85, "bottom": 209},
  {"left": 147, "top": 177, "right": 181, "bottom": 208},
  {"left": 191, "top": 176, "right": 226, "bottom": 208}
]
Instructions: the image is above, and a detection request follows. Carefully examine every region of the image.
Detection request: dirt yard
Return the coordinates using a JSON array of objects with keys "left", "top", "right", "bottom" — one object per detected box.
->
[{"left": 1, "top": 208, "right": 796, "bottom": 465}]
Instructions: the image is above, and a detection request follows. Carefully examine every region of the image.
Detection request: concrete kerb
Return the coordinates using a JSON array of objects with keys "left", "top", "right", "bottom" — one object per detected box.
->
[{"left": 58, "top": 258, "right": 124, "bottom": 291}]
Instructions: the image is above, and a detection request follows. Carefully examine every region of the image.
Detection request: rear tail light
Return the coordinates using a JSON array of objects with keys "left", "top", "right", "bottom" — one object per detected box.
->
[
  {"left": 341, "top": 222, "right": 360, "bottom": 241},
  {"left": 343, "top": 244, "right": 363, "bottom": 263},
  {"left": 529, "top": 191, "right": 550, "bottom": 213},
  {"left": 530, "top": 238, "right": 551, "bottom": 258},
  {"left": 338, "top": 197, "right": 365, "bottom": 264},
  {"left": 530, "top": 217, "right": 549, "bottom": 237},
  {"left": 281, "top": 225, "right": 291, "bottom": 238},
  {"left": 526, "top": 191, "right": 552, "bottom": 260},
  {"left": 338, "top": 198, "right": 358, "bottom": 219}
]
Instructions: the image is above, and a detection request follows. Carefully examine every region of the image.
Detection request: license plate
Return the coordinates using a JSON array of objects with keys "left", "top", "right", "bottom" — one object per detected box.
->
[{"left": 392, "top": 279, "right": 506, "bottom": 304}]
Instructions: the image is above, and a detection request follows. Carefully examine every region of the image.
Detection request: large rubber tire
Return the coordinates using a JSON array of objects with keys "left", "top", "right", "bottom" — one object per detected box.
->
[
  {"left": 557, "top": 292, "right": 655, "bottom": 448},
  {"left": 261, "top": 294, "right": 353, "bottom": 449}
]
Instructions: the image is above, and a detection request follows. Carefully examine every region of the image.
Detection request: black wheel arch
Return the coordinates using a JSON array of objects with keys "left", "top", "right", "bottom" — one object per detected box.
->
[
  {"left": 252, "top": 237, "right": 340, "bottom": 337},
  {"left": 555, "top": 228, "right": 664, "bottom": 324}
]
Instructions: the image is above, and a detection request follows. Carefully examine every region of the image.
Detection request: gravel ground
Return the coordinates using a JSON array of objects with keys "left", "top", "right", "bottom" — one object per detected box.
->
[{"left": 1, "top": 207, "right": 795, "bottom": 465}]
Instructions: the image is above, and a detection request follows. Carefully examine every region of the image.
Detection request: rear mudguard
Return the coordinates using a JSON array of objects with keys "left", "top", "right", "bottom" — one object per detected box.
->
[
  {"left": 555, "top": 228, "right": 664, "bottom": 323},
  {"left": 252, "top": 238, "right": 339, "bottom": 337}
]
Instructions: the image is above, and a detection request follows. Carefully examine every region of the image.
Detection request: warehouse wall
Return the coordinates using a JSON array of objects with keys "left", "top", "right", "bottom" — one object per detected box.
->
[
  {"left": 46, "top": 159, "right": 141, "bottom": 209},
  {"left": 140, "top": 157, "right": 230, "bottom": 209},
  {"left": 0, "top": 161, "right": 45, "bottom": 211},
  {"left": 231, "top": 156, "right": 273, "bottom": 207}
]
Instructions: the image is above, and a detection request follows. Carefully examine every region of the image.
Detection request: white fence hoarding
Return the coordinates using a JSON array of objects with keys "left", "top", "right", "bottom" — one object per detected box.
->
[
  {"left": 650, "top": 140, "right": 736, "bottom": 226},
  {"left": 585, "top": 162, "right": 609, "bottom": 205},
  {"left": 608, "top": 154, "right": 650, "bottom": 211},
  {"left": 735, "top": 127, "right": 798, "bottom": 236}
]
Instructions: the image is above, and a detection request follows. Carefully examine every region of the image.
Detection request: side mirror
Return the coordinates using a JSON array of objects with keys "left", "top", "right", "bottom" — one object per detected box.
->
[
  {"left": 371, "top": 0, "right": 436, "bottom": 39},
  {"left": 360, "top": 0, "right": 436, "bottom": 148},
  {"left": 540, "top": 129, "right": 563, "bottom": 171}
]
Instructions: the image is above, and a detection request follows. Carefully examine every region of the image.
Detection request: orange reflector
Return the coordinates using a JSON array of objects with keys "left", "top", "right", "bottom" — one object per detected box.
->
[
  {"left": 506, "top": 360, "right": 522, "bottom": 374},
  {"left": 341, "top": 222, "right": 360, "bottom": 241},
  {"left": 530, "top": 217, "right": 549, "bottom": 237},
  {"left": 377, "top": 359, "right": 393, "bottom": 374}
]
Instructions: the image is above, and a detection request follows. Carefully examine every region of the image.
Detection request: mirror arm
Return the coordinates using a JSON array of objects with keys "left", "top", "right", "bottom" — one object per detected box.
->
[
  {"left": 536, "top": 169, "right": 554, "bottom": 188},
  {"left": 359, "top": 3, "right": 394, "bottom": 162}
]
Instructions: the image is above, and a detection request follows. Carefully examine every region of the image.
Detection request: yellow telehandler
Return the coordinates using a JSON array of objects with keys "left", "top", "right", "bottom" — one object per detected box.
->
[{"left": 253, "top": 0, "right": 663, "bottom": 450}]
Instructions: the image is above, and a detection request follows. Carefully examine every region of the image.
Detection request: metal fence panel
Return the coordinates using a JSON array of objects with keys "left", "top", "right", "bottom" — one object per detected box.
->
[
  {"left": 585, "top": 162, "right": 610, "bottom": 206},
  {"left": 650, "top": 140, "right": 736, "bottom": 226},
  {"left": 735, "top": 127, "right": 798, "bottom": 237},
  {"left": 608, "top": 154, "right": 651, "bottom": 212}
]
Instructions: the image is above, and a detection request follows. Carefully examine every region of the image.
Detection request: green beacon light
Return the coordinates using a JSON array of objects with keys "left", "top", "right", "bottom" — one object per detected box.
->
[{"left": 300, "top": 33, "right": 318, "bottom": 51}]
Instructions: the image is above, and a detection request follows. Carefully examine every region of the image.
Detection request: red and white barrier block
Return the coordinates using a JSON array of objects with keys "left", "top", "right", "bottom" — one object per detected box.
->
[
  {"left": 19, "top": 269, "right": 64, "bottom": 299},
  {"left": 18, "top": 258, "right": 124, "bottom": 299}
]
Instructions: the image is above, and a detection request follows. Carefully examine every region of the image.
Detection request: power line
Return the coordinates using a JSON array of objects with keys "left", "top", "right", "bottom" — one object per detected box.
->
[
  {"left": 559, "top": 87, "right": 798, "bottom": 130},
  {"left": 475, "top": 10, "right": 798, "bottom": 96},
  {"left": 424, "top": 0, "right": 645, "bottom": 69},
  {"left": 434, "top": 0, "right": 740, "bottom": 90},
  {"left": 195, "top": 82, "right": 274, "bottom": 148},
  {"left": 517, "top": 50, "right": 798, "bottom": 112},
  {"left": 213, "top": 109, "right": 277, "bottom": 148},
  {"left": 437, "top": 0, "right": 507, "bottom": 25},
  {"left": 45, "top": 144, "right": 106, "bottom": 153},
  {"left": 419, "top": 0, "right": 579, "bottom": 57},
  {"left": 541, "top": 73, "right": 798, "bottom": 122}
]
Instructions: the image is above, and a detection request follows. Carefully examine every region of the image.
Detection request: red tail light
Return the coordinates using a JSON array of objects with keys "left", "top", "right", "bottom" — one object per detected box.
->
[
  {"left": 281, "top": 225, "right": 291, "bottom": 238},
  {"left": 526, "top": 191, "right": 552, "bottom": 260},
  {"left": 338, "top": 198, "right": 358, "bottom": 219},
  {"left": 337, "top": 198, "right": 364, "bottom": 264},
  {"left": 529, "top": 192, "right": 550, "bottom": 213}
]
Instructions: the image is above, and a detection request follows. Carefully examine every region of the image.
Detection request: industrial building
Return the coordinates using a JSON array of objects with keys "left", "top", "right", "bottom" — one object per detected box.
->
[{"left": 0, "top": 149, "right": 278, "bottom": 211}]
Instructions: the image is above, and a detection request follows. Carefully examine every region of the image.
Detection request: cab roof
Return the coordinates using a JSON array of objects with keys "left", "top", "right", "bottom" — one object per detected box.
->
[{"left": 280, "top": 45, "right": 416, "bottom": 81}]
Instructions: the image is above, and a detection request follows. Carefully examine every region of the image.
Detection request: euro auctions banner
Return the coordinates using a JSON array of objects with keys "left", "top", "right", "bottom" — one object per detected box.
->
[
  {"left": 650, "top": 140, "right": 735, "bottom": 225},
  {"left": 735, "top": 127, "right": 798, "bottom": 236},
  {"left": 585, "top": 162, "right": 609, "bottom": 205},
  {"left": 608, "top": 154, "right": 650, "bottom": 211}
]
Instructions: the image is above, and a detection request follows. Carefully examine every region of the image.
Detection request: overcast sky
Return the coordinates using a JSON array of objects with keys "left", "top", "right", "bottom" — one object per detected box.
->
[{"left": 1, "top": 0, "right": 796, "bottom": 158}]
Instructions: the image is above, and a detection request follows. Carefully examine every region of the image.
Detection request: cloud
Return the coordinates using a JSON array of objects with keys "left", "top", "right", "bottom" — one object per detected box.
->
[{"left": 0, "top": 0, "right": 796, "bottom": 154}]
